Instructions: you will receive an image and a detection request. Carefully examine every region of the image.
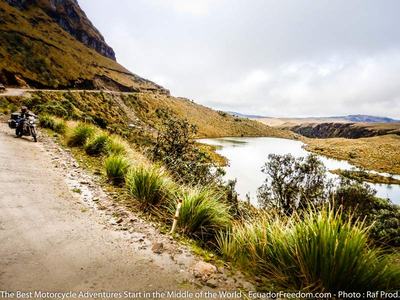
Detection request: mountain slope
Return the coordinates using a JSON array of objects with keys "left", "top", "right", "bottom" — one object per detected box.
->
[
  {"left": 0, "top": 0, "right": 292, "bottom": 138},
  {"left": 0, "top": 0, "right": 167, "bottom": 92}
]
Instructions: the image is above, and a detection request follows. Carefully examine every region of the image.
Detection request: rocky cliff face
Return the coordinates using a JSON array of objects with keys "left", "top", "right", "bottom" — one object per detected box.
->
[
  {"left": 0, "top": 0, "right": 169, "bottom": 92},
  {"left": 290, "top": 122, "right": 400, "bottom": 138},
  {"left": 5, "top": 0, "right": 116, "bottom": 60}
]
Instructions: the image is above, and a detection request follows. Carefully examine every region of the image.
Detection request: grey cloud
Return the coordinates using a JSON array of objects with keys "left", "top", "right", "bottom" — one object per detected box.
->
[{"left": 79, "top": 0, "right": 400, "bottom": 118}]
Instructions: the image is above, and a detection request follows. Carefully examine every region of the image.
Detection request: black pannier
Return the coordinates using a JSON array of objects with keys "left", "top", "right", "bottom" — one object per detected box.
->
[
  {"left": 10, "top": 112, "right": 20, "bottom": 120},
  {"left": 8, "top": 112, "right": 20, "bottom": 129},
  {"left": 8, "top": 119, "right": 17, "bottom": 129}
]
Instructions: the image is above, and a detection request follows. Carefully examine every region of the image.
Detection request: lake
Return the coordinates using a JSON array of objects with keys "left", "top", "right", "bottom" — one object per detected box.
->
[{"left": 199, "top": 137, "right": 400, "bottom": 205}]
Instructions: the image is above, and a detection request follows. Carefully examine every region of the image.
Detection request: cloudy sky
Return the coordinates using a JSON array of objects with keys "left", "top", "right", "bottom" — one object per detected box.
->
[{"left": 80, "top": 0, "right": 400, "bottom": 118}]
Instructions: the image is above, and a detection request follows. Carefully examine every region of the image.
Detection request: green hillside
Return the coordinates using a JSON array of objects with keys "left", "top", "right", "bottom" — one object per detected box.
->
[{"left": 0, "top": 90, "right": 295, "bottom": 139}]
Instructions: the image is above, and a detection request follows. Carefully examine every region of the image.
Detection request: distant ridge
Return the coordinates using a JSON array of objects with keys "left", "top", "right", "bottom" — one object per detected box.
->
[
  {"left": 228, "top": 112, "right": 399, "bottom": 124},
  {"left": 226, "top": 111, "right": 266, "bottom": 119},
  {"left": 335, "top": 115, "right": 400, "bottom": 123}
]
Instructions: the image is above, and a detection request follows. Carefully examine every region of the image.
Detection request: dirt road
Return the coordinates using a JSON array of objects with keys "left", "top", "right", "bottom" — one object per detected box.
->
[
  {"left": 0, "top": 124, "right": 193, "bottom": 294},
  {"left": 0, "top": 88, "right": 139, "bottom": 97}
]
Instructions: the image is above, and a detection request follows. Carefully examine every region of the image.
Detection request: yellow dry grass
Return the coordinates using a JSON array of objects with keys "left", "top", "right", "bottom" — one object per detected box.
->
[{"left": 305, "top": 134, "right": 400, "bottom": 174}]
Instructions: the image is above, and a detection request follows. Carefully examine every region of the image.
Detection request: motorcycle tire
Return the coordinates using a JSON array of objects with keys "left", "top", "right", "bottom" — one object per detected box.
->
[
  {"left": 16, "top": 128, "right": 22, "bottom": 138},
  {"left": 31, "top": 128, "right": 37, "bottom": 142}
]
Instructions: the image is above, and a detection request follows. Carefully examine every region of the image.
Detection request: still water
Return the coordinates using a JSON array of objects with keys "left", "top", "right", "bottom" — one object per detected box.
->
[{"left": 199, "top": 137, "right": 400, "bottom": 205}]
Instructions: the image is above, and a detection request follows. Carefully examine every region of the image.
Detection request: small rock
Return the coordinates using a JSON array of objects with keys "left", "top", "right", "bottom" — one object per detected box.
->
[
  {"left": 116, "top": 218, "right": 123, "bottom": 224},
  {"left": 151, "top": 242, "right": 164, "bottom": 254},
  {"left": 92, "top": 198, "right": 99, "bottom": 202},
  {"left": 192, "top": 261, "right": 217, "bottom": 280}
]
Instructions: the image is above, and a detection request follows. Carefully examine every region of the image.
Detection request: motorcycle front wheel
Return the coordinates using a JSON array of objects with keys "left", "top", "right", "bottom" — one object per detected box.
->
[
  {"left": 16, "top": 128, "right": 22, "bottom": 138},
  {"left": 31, "top": 127, "right": 37, "bottom": 142}
]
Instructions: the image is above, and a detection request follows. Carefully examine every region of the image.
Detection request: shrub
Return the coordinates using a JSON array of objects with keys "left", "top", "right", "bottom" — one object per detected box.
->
[
  {"left": 85, "top": 133, "right": 110, "bottom": 156},
  {"left": 152, "top": 109, "right": 223, "bottom": 186},
  {"left": 67, "top": 123, "right": 95, "bottom": 147},
  {"left": 257, "top": 154, "right": 331, "bottom": 215},
  {"left": 175, "top": 187, "right": 232, "bottom": 238},
  {"left": 104, "top": 155, "right": 130, "bottom": 186},
  {"left": 126, "top": 166, "right": 171, "bottom": 207},
  {"left": 217, "top": 207, "right": 400, "bottom": 292},
  {"left": 333, "top": 178, "right": 400, "bottom": 247}
]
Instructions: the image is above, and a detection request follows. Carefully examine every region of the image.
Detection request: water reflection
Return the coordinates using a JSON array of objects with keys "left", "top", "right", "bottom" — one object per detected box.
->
[{"left": 199, "top": 137, "right": 400, "bottom": 205}]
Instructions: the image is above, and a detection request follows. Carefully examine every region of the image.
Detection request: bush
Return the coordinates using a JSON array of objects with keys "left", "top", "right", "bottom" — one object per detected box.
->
[
  {"left": 104, "top": 155, "right": 130, "bottom": 186},
  {"left": 175, "top": 187, "right": 232, "bottom": 238},
  {"left": 333, "top": 178, "right": 400, "bottom": 247},
  {"left": 152, "top": 109, "right": 223, "bottom": 186},
  {"left": 85, "top": 133, "right": 110, "bottom": 156},
  {"left": 257, "top": 154, "right": 331, "bottom": 215},
  {"left": 67, "top": 123, "right": 95, "bottom": 147},
  {"left": 217, "top": 207, "right": 400, "bottom": 292},
  {"left": 126, "top": 166, "right": 171, "bottom": 207}
]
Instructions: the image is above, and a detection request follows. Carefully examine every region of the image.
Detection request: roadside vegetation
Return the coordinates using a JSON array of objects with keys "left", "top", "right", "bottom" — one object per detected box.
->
[
  {"left": 37, "top": 113, "right": 400, "bottom": 293},
  {"left": 217, "top": 207, "right": 399, "bottom": 292},
  {"left": 105, "top": 155, "right": 130, "bottom": 186}
]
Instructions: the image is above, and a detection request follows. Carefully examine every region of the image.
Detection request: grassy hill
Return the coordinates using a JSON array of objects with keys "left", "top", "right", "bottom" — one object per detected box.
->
[{"left": 0, "top": 90, "right": 295, "bottom": 139}]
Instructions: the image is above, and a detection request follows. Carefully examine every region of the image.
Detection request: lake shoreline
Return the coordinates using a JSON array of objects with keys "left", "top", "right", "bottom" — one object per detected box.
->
[
  {"left": 330, "top": 169, "right": 400, "bottom": 185},
  {"left": 304, "top": 134, "right": 400, "bottom": 175},
  {"left": 199, "top": 136, "right": 400, "bottom": 205}
]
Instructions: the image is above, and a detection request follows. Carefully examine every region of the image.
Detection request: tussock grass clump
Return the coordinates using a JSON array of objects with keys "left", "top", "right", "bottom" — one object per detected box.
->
[
  {"left": 176, "top": 188, "right": 232, "bottom": 238},
  {"left": 106, "top": 136, "right": 127, "bottom": 155},
  {"left": 67, "top": 123, "right": 95, "bottom": 147},
  {"left": 53, "top": 120, "right": 66, "bottom": 134},
  {"left": 38, "top": 114, "right": 66, "bottom": 134},
  {"left": 85, "top": 133, "right": 110, "bottom": 156},
  {"left": 105, "top": 155, "right": 130, "bottom": 185},
  {"left": 126, "top": 166, "right": 172, "bottom": 207},
  {"left": 217, "top": 207, "right": 400, "bottom": 292},
  {"left": 39, "top": 115, "right": 55, "bottom": 129}
]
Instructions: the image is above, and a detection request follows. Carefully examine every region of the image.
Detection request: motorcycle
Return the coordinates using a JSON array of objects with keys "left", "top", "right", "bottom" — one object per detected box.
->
[{"left": 8, "top": 113, "right": 38, "bottom": 142}]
